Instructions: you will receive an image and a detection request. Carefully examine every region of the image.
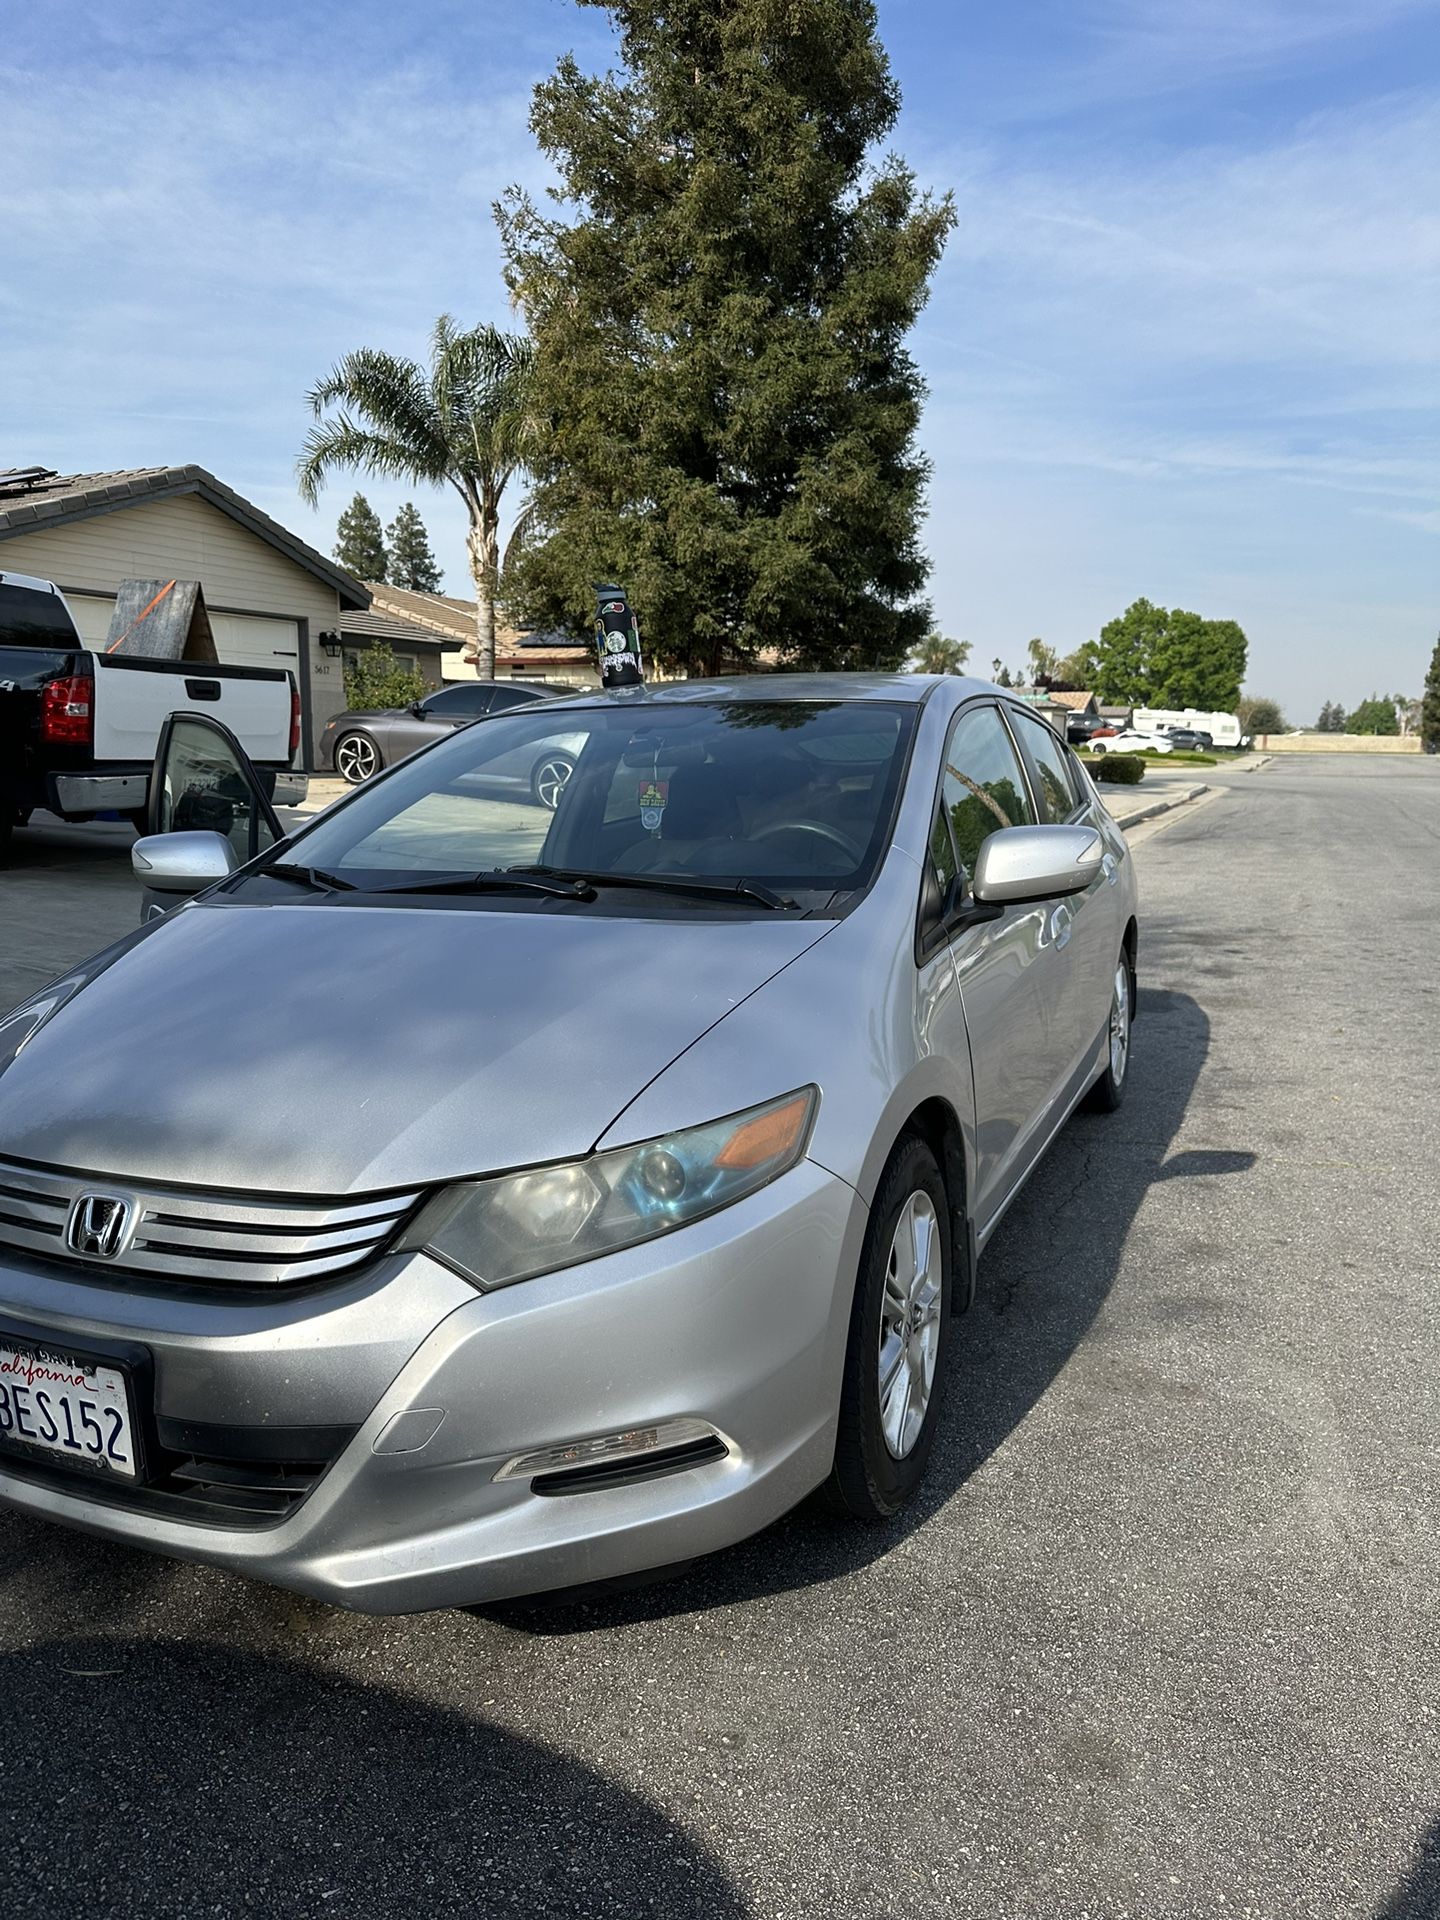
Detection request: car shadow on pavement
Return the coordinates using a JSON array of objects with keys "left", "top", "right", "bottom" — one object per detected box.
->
[
  {"left": 0, "top": 1635, "right": 749, "bottom": 1920},
  {"left": 495, "top": 986, "right": 1241, "bottom": 1632},
  {"left": 1376, "top": 1818, "right": 1440, "bottom": 1919}
]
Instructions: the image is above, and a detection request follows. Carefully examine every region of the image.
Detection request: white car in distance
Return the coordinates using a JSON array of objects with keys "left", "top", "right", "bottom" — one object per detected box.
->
[{"left": 1087, "top": 730, "right": 1174, "bottom": 756}]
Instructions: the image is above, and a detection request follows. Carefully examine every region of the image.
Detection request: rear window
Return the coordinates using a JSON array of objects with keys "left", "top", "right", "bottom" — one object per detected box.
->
[{"left": 0, "top": 581, "right": 81, "bottom": 648}]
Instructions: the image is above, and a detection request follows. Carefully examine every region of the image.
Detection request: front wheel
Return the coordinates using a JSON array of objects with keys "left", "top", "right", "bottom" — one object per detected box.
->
[
  {"left": 335, "top": 732, "right": 381, "bottom": 784},
  {"left": 531, "top": 751, "right": 575, "bottom": 811},
  {"left": 1086, "top": 953, "right": 1134, "bottom": 1112},
  {"left": 824, "top": 1134, "right": 952, "bottom": 1521}
]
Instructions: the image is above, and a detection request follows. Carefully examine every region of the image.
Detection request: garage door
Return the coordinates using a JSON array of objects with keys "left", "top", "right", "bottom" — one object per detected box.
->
[{"left": 210, "top": 613, "right": 301, "bottom": 675}]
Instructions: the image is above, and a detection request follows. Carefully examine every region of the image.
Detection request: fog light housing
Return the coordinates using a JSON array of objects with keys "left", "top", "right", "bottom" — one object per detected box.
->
[{"left": 493, "top": 1416, "right": 722, "bottom": 1483}]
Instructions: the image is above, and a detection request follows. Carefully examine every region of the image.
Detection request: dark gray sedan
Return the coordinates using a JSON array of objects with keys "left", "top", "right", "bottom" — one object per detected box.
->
[{"left": 321, "top": 680, "right": 566, "bottom": 784}]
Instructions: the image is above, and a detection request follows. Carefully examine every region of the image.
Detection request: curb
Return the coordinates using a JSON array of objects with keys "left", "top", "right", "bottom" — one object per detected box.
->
[{"left": 1111, "top": 782, "right": 1208, "bottom": 831}]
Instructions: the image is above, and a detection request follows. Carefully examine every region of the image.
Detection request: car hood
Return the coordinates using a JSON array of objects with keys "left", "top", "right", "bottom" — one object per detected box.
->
[{"left": 0, "top": 901, "right": 832, "bottom": 1197}]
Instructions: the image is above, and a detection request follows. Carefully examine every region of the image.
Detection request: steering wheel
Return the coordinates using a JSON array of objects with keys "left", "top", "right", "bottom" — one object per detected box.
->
[{"left": 751, "top": 820, "right": 863, "bottom": 863}]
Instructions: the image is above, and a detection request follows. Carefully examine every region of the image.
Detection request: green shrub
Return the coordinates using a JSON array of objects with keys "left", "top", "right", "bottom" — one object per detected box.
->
[
  {"left": 343, "top": 643, "right": 426, "bottom": 713},
  {"left": 1093, "top": 754, "right": 1146, "bottom": 784}
]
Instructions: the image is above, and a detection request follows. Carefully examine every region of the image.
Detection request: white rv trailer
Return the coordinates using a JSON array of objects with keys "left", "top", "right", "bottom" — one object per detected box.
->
[{"left": 1133, "top": 707, "right": 1242, "bottom": 747}]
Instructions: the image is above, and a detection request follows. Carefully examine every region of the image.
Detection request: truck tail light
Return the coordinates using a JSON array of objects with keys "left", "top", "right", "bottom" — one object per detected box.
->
[
  {"left": 40, "top": 675, "right": 93, "bottom": 746},
  {"left": 289, "top": 683, "right": 301, "bottom": 759}
]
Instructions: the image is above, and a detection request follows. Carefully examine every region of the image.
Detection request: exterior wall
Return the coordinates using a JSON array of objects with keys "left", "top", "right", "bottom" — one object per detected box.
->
[
  {"left": 1259, "top": 731, "right": 1421, "bottom": 753},
  {"left": 0, "top": 492, "right": 348, "bottom": 767}
]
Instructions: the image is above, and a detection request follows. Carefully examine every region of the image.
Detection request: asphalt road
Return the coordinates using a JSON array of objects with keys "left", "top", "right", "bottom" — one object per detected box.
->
[{"left": 1, "top": 755, "right": 1438, "bottom": 1919}]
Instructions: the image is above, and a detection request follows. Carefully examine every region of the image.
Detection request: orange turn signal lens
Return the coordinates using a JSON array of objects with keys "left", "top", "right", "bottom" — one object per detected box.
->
[{"left": 714, "top": 1091, "right": 813, "bottom": 1170}]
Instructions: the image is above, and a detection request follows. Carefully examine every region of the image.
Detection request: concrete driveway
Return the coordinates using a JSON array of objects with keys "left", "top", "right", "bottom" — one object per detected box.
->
[{"left": 1, "top": 756, "right": 1437, "bottom": 1918}]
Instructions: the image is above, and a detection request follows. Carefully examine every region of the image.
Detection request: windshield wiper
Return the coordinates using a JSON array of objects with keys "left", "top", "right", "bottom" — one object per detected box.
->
[
  {"left": 515, "top": 866, "right": 796, "bottom": 911},
  {"left": 366, "top": 870, "right": 597, "bottom": 900},
  {"left": 262, "top": 862, "right": 359, "bottom": 892}
]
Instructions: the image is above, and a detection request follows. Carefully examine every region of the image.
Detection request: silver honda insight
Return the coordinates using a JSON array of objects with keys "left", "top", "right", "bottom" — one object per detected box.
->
[{"left": 0, "top": 676, "right": 1137, "bottom": 1611}]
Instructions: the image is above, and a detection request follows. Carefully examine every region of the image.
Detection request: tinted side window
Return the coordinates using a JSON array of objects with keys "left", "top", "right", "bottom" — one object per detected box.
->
[
  {"left": 942, "top": 705, "right": 1034, "bottom": 878},
  {"left": 488, "top": 685, "right": 545, "bottom": 711},
  {"left": 424, "top": 685, "right": 491, "bottom": 716},
  {"left": 1009, "top": 709, "right": 1081, "bottom": 822}
]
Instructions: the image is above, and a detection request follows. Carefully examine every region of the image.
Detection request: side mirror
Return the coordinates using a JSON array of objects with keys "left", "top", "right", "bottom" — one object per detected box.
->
[
  {"left": 410, "top": 700, "right": 427, "bottom": 717},
  {"left": 972, "top": 825, "right": 1104, "bottom": 905},
  {"left": 132, "top": 831, "right": 238, "bottom": 897}
]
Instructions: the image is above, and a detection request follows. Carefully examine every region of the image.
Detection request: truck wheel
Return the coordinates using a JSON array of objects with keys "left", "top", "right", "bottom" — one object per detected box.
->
[{"left": 335, "top": 733, "right": 381, "bottom": 784}]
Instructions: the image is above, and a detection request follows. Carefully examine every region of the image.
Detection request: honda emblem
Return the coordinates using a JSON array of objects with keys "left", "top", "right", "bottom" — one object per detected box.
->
[{"left": 66, "top": 1193, "right": 134, "bottom": 1261}]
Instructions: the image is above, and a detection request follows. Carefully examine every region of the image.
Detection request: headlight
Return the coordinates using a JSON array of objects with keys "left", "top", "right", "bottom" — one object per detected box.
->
[{"left": 402, "top": 1087, "right": 817, "bottom": 1291}]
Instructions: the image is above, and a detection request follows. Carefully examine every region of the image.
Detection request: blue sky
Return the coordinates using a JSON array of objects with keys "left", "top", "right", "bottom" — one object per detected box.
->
[{"left": 2, "top": 0, "right": 1436, "bottom": 716}]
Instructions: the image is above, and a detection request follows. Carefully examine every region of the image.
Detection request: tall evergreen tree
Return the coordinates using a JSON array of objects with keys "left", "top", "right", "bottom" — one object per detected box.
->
[
  {"left": 386, "top": 503, "right": 444, "bottom": 593},
  {"left": 497, "top": 0, "right": 954, "bottom": 673},
  {"left": 334, "top": 493, "right": 387, "bottom": 581},
  {"left": 1346, "top": 694, "right": 1400, "bottom": 735},
  {"left": 1421, "top": 636, "right": 1440, "bottom": 752}
]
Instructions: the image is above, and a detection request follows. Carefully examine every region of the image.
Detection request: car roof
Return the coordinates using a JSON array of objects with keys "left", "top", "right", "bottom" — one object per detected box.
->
[{"left": 535, "top": 671, "right": 996, "bottom": 712}]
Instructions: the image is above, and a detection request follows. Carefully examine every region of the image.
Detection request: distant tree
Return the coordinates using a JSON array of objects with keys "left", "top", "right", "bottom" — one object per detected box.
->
[
  {"left": 497, "top": 0, "right": 954, "bottom": 675},
  {"left": 1238, "top": 696, "right": 1286, "bottom": 736},
  {"left": 996, "top": 665, "right": 1014, "bottom": 688},
  {"left": 1093, "top": 598, "right": 1168, "bottom": 707},
  {"left": 1315, "top": 700, "right": 1345, "bottom": 732},
  {"left": 1396, "top": 694, "right": 1421, "bottom": 738},
  {"left": 1422, "top": 635, "right": 1440, "bottom": 752},
  {"left": 1092, "top": 599, "right": 1247, "bottom": 710},
  {"left": 299, "top": 317, "right": 538, "bottom": 678},
  {"left": 908, "top": 633, "right": 972, "bottom": 675},
  {"left": 1055, "top": 641, "right": 1101, "bottom": 689},
  {"left": 342, "top": 643, "right": 425, "bottom": 713},
  {"left": 1346, "top": 694, "right": 1399, "bottom": 735},
  {"left": 1027, "top": 637, "right": 1059, "bottom": 682},
  {"left": 385, "top": 503, "right": 443, "bottom": 593},
  {"left": 334, "top": 493, "right": 387, "bottom": 582}
]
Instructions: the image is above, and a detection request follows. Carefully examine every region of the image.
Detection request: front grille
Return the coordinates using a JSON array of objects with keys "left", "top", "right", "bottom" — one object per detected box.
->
[{"left": 0, "top": 1155, "right": 422, "bottom": 1286}]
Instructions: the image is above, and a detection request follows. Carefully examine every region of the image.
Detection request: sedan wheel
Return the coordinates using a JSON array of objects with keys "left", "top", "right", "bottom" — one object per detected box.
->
[
  {"left": 825, "top": 1134, "right": 952, "bottom": 1520},
  {"left": 531, "top": 752, "right": 575, "bottom": 811},
  {"left": 1086, "top": 952, "right": 1133, "bottom": 1112},
  {"left": 878, "top": 1191, "right": 943, "bottom": 1459},
  {"left": 335, "top": 733, "right": 381, "bottom": 784}
]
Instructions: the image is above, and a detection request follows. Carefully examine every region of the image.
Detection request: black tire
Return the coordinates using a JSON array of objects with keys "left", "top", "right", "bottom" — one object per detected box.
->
[
  {"left": 335, "top": 732, "right": 382, "bottom": 784},
  {"left": 824, "top": 1134, "right": 952, "bottom": 1521},
  {"left": 1085, "top": 948, "right": 1134, "bottom": 1112},
  {"left": 530, "top": 750, "right": 575, "bottom": 811}
]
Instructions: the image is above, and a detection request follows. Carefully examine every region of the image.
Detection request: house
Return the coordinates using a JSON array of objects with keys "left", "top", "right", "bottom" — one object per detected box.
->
[
  {"left": 1008, "top": 690, "right": 1071, "bottom": 735},
  {"left": 1045, "top": 689, "right": 1099, "bottom": 718},
  {"left": 337, "top": 608, "right": 450, "bottom": 692},
  {"left": 0, "top": 464, "right": 367, "bottom": 767},
  {"left": 365, "top": 584, "right": 599, "bottom": 687}
]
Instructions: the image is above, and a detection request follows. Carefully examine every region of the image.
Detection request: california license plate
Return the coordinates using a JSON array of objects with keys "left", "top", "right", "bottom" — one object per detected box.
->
[{"left": 0, "top": 1337, "right": 138, "bottom": 1478}]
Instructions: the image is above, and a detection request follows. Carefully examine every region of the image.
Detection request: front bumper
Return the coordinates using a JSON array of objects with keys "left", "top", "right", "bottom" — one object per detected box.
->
[{"left": 0, "top": 1160, "right": 864, "bottom": 1611}]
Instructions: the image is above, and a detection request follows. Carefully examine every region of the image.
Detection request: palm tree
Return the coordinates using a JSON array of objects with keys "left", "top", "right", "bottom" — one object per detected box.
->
[
  {"left": 907, "top": 633, "right": 973, "bottom": 676},
  {"left": 297, "top": 316, "right": 535, "bottom": 679}
]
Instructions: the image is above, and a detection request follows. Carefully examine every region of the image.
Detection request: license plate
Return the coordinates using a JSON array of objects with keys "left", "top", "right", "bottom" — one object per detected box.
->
[{"left": 0, "top": 1337, "right": 138, "bottom": 1478}]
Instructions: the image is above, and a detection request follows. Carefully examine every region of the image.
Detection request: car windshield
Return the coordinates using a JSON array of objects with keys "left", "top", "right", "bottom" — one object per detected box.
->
[{"left": 272, "top": 698, "right": 916, "bottom": 908}]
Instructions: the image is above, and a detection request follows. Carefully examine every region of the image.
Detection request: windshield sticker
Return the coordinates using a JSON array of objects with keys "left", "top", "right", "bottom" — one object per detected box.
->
[{"left": 638, "top": 779, "right": 669, "bottom": 831}]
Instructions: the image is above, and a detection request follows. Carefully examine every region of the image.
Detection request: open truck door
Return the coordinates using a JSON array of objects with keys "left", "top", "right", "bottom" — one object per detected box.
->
[{"left": 132, "top": 712, "right": 286, "bottom": 920}]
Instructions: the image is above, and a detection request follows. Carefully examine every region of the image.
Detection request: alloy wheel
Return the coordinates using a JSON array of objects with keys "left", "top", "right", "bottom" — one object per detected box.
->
[
  {"left": 336, "top": 734, "right": 379, "bottom": 783},
  {"left": 534, "top": 756, "right": 574, "bottom": 811},
  {"left": 1109, "top": 960, "right": 1131, "bottom": 1086},
  {"left": 877, "top": 1190, "right": 942, "bottom": 1459}
]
